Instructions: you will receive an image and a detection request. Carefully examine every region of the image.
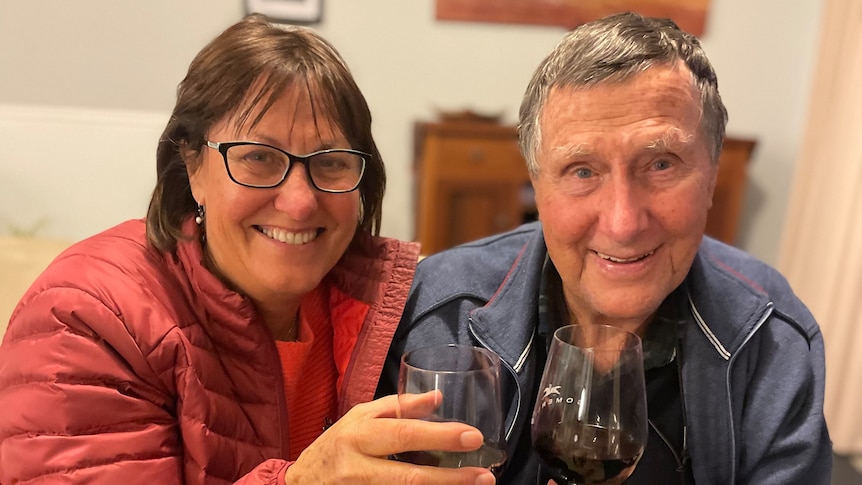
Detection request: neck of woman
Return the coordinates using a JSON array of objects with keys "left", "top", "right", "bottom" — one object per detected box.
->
[
  {"left": 201, "top": 247, "right": 302, "bottom": 341},
  {"left": 256, "top": 298, "right": 301, "bottom": 342}
]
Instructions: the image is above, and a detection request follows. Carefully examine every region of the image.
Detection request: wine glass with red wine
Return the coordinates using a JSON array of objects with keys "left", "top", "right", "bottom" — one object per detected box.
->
[
  {"left": 531, "top": 325, "right": 647, "bottom": 485},
  {"left": 393, "top": 344, "right": 506, "bottom": 473}
]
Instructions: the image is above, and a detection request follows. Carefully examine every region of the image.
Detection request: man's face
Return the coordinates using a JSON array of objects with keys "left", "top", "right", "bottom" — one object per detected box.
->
[{"left": 532, "top": 63, "right": 717, "bottom": 330}]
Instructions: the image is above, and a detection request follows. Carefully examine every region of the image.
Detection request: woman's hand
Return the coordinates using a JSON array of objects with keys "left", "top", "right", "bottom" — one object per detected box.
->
[{"left": 285, "top": 391, "right": 496, "bottom": 484}]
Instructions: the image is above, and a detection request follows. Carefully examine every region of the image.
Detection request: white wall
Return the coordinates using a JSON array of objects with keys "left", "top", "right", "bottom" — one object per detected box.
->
[
  {"left": 0, "top": 0, "right": 823, "bottom": 264},
  {"left": 0, "top": 105, "right": 162, "bottom": 240}
]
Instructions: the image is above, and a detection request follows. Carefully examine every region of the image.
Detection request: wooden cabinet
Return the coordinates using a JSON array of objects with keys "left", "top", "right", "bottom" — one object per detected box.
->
[
  {"left": 413, "top": 120, "right": 531, "bottom": 255},
  {"left": 705, "top": 138, "right": 757, "bottom": 245},
  {"left": 413, "top": 118, "right": 755, "bottom": 254}
]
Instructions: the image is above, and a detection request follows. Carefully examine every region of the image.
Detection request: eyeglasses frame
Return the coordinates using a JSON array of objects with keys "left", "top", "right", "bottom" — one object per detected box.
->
[{"left": 205, "top": 140, "right": 369, "bottom": 193}]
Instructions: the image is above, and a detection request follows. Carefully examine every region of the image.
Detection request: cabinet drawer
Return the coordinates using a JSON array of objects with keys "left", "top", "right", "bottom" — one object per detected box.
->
[{"left": 430, "top": 136, "right": 528, "bottom": 181}]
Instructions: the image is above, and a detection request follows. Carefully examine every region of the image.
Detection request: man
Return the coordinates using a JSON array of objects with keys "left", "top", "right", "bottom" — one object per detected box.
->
[{"left": 378, "top": 11, "right": 831, "bottom": 485}]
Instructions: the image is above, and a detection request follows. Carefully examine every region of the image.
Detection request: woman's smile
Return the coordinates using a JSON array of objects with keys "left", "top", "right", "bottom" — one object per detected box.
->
[{"left": 256, "top": 225, "right": 321, "bottom": 245}]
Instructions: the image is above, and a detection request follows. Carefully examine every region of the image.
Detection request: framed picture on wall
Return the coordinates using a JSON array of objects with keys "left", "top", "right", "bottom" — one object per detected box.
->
[
  {"left": 436, "top": 0, "right": 709, "bottom": 36},
  {"left": 245, "top": 0, "right": 323, "bottom": 24}
]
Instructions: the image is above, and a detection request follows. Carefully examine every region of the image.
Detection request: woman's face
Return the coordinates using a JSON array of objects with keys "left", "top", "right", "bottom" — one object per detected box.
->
[{"left": 187, "top": 84, "right": 361, "bottom": 307}]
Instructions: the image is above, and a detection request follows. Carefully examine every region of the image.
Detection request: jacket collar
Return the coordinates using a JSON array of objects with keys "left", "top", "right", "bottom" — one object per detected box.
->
[
  {"left": 171, "top": 218, "right": 421, "bottom": 388},
  {"left": 468, "top": 227, "right": 547, "bottom": 373},
  {"left": 467, "top": 227, "right": 773, "bottom": 369},
  {"left": 335, "top": 232, "right": 420, "bottom": 413},
  {"left": 173, "top": 218, "right": 269, "bottom": 360},
  {"left": 684, "top": 240, "right": 774, "bottom": 359}
]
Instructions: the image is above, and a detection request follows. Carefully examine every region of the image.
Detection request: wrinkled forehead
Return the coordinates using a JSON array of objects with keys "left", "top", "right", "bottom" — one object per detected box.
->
[
  {"left": 220, "top": 74, "right": 343, "bottom": 139},
  {"left": 542, "top": 62, "right": 704, "bottom": 132}
]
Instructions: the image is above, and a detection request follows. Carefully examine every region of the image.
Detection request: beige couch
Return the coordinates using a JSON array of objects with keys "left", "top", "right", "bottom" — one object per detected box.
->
[{"left": 1, "top": 237, "right": 71, "bottom": 338}]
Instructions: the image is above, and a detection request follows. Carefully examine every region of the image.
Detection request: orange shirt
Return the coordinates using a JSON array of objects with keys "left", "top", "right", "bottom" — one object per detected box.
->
[
  {"left": 274, "top": 281, "right": 371, "bottom": 461},
  {"left": 275, "top": 284, "right": 338, "bottom": 461}
]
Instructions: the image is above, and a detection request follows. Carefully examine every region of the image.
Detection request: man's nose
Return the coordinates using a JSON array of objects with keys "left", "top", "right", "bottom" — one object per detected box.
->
[{"left": 599, "top": 179, "right": 649, "bottom": 243}]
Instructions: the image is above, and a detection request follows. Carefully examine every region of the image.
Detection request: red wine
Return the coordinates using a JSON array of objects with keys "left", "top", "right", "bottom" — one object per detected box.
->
[
  {"left": 533, "top": 424, "right": 642, "bottom": 484},
  {"left": 394, "top": 442, "right": 507, "bottom": 470}
]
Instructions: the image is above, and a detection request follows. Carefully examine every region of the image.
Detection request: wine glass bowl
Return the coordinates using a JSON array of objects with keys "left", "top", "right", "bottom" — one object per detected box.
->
[
  {"left": 394, "top": 344, "right": 507, "bottom": 471},
  {"left": 531, "top": 325, "right": 647, "bottom": 485}
]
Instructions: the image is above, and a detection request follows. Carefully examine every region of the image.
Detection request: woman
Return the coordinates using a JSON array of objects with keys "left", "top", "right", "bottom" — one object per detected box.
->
[{"left": 0, "top": 15, "right": 495, "bottom": 485}]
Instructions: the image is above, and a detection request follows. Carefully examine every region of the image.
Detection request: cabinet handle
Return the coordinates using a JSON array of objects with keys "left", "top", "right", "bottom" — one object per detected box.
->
[
  {"left": 494, "top": 213, "right": 509, "bottom": 229},
  {"left": 470, "top": 148, "right": 485, "bottom": 163}
]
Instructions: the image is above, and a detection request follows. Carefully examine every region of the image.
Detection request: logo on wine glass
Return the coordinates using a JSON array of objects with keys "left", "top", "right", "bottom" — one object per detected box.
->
[
  {"left": 540, "top": 383, "right": 578, "bottom": 409},
  {"left": 542, "top": 384, "right": 561, "bottom": 399}
]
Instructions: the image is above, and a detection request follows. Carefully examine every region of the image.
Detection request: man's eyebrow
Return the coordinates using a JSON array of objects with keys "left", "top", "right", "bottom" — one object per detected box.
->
[
  {"left": 553, "top": 143, "right": 592, "bottom": 159},
  {"left": 644, "top": 128, "right": 695, "bottom": 152}
]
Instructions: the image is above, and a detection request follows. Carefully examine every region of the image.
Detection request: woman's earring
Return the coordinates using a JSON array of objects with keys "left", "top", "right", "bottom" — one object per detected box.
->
[{"left": 195, "top": 204, "right": 205, "bottom": 225}]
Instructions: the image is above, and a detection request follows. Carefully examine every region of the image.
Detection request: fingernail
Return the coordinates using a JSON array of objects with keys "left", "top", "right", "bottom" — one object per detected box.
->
[
  {"left": 475, "top": 472, "right": 496, "bottom": 485},
  {"left": 460, "top": 430, "right": 483, "bottom": 448}
]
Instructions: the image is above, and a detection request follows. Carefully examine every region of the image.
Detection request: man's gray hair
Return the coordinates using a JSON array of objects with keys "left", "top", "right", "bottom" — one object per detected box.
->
[{"left": 518, "top": 12, "right": 728, "bottom": 175}]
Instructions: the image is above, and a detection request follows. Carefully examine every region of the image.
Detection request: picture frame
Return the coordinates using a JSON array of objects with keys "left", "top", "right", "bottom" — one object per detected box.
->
[
  {"left": 436, "top": 0, "right": 709, "bottom": 36},
  {"left": 245, "top": 0, "right": 323, "bottom": 24}
]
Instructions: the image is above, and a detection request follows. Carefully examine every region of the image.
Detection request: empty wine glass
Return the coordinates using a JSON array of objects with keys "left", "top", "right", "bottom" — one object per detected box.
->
[
  {"left": 531, "top": 325, "right": 647, "bottom": 485},
  {"left": 393, "top": 344, "right": 507, "bottom": 472}
]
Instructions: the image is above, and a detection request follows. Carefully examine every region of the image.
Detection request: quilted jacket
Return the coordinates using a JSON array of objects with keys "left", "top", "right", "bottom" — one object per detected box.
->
[{"left": 0, "top": 219, "right": 419, "bottom": 484}]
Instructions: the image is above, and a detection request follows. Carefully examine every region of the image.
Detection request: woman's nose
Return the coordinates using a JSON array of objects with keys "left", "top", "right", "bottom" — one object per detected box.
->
[{"left": 272, "top": 164, "right": 319, "bottom": 219}]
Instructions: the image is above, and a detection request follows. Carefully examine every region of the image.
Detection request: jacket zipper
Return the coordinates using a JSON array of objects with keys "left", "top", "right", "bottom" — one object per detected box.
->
[
  {"left": 468, "top": 315, "right": 523, "bottom": 442},
  {"left": 649, "top": 418, "right": 686, "bottom": 470},
  {"left": 723, "top": 302, "right": 774, "bottom": 485}
]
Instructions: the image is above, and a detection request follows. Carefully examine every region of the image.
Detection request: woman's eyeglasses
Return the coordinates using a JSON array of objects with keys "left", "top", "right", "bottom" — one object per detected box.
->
[{"left": 205, "top": 141, "right": 368, "bottom": 193}]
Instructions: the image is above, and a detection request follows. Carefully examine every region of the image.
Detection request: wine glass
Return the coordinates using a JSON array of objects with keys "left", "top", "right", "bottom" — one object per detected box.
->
[
  {"left": 531, "top": 325, "right": 647, "bottom": 485},
  {"left": 393, "top": 344, "right": 507, "bottom": 472}
]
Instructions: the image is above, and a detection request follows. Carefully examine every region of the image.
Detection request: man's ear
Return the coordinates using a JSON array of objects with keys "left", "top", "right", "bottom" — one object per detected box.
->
[{"left": 181, "top": 143, "right": 205, "bottom": 204}]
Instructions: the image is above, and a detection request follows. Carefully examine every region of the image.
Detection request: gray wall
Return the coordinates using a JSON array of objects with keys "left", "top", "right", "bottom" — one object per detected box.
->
[{"left": 0, "top": 0, "right": 823, "bottom": 264}]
